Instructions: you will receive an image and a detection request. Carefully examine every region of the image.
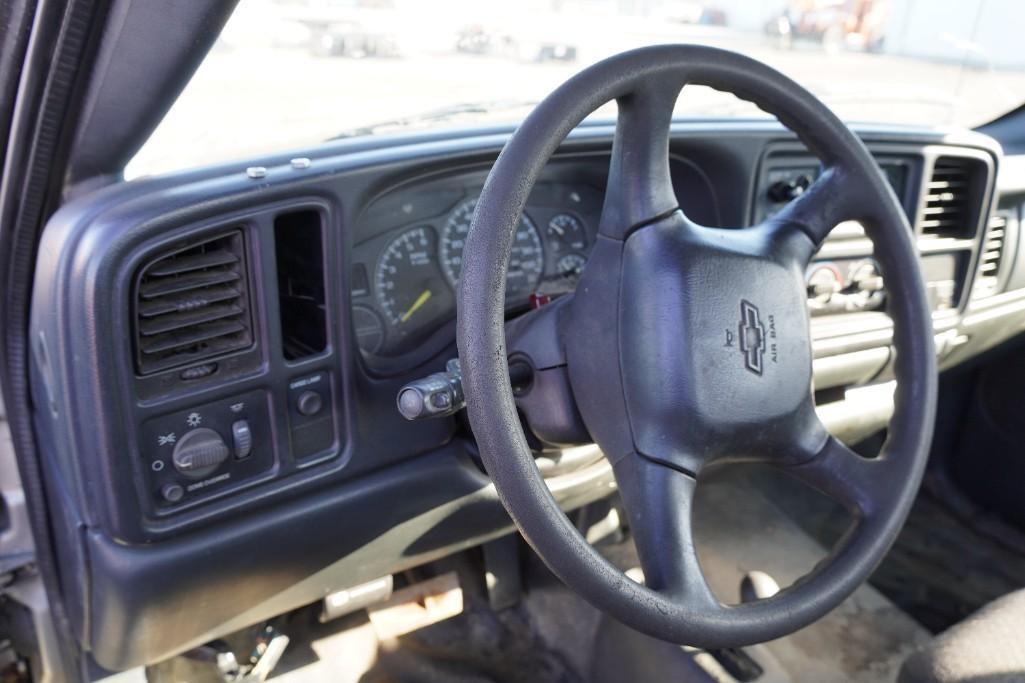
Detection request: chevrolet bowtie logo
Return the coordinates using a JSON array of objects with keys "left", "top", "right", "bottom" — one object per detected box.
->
[{"left": 738, "top": 299, "right": 766, "bottom": 376}]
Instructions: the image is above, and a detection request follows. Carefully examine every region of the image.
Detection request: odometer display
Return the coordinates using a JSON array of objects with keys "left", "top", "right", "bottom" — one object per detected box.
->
[{"left": 440, "top": 198, "right": 544, "bottom": 301}]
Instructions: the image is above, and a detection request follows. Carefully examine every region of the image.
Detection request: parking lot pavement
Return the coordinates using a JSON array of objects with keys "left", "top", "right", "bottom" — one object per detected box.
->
[{"left": 128, "top": 28, "right": 1025, "bottom": 179}]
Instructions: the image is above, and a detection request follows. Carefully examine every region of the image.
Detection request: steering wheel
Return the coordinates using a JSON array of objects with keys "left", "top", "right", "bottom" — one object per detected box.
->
[{"left": 456, "top": 45, "right": 936, "bottom": 647}]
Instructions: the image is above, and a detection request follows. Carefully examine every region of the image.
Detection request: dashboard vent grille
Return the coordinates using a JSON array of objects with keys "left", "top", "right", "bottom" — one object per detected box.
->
[
  {"left": 133, "top": 231, "right": 253, "bottom": 375},
  {"left": 921, "top": 156, "right": 981, "bottom": 239},
  {"left": 973, "top": 211, "right": 1012, "bottom": 299}
]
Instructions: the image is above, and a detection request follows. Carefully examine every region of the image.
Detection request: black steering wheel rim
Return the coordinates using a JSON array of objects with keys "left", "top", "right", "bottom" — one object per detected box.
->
[{"left": 456, "top": 44, "right": 936, "bottom": 647}]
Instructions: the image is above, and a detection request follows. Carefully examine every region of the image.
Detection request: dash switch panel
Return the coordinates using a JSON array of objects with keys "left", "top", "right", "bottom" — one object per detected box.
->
[
  {"left": 286, "top": 372, "right": 336, "bottom": 460},
  {"left": 142, "top": 389, "right": 273, "bottom": 508}
]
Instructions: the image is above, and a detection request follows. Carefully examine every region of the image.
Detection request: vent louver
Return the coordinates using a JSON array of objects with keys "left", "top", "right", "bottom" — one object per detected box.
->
[
  {"left": 921, "top": 157, "right": 981, "bottom": 238},
  {"left": 973, "top": 211, "right": 1011, "bottom": 299},
  {"left": 134, "top": 231, "right": 253, "bottom": 375}
]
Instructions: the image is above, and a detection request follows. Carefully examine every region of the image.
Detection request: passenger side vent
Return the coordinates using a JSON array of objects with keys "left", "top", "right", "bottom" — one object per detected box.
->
[
  {"left": 973, "top": 211, "right": 1013, "bottom": 299},
  {"left": 133, "top": 231, "right": 254, "bottom": 375},
  {"left": 921, "top": 156, "right": 984, "bottom": 239}
]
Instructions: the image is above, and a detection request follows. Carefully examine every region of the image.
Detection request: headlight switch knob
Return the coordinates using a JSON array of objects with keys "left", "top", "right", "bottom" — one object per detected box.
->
[{"left": 172, "top": 427, "right": 229, "bottom": 479}]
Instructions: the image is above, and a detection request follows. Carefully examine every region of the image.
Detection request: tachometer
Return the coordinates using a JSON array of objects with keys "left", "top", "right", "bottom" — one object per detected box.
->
[
  {"left": 375, "top": 226, "right": 450, "bottom": 331},
  {"left": 440, "top": 198, "right": 544, "bottom": 301}
]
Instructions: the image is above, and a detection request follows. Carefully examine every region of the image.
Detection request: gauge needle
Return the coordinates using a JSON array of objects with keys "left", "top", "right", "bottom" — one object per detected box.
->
[{"left": 400, "top": 289, "right": 432, "bottom": 323}]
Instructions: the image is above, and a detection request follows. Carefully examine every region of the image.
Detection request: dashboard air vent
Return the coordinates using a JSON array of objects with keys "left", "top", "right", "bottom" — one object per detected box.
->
[
  {"left": 134, "top": 230, "right": 253, "bottom": 375},
  {"left": 921, "top": 156, "right": 982, "bottom": 239},
  {"left": 973, "top": 211, "right": 1012, "bottom": 299}
]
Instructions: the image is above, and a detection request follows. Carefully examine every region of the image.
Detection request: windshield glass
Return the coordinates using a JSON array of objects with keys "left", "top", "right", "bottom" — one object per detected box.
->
[{"left": 127, "top": 0, "right": 1025, "bottom": 179}]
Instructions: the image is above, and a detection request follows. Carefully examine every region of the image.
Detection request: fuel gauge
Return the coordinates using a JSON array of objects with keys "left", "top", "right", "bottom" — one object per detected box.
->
[{"left": 557, "top": 253, "right": 587, "bottom": 279}]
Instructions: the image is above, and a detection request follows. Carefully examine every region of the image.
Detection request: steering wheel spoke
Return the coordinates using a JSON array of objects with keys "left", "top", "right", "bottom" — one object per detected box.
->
[
  {"left": 781, "top": 434, "right": 894, "bottom": 519},
  {"left": 599, "top": 78, "right": 684, "bottom": 239},
  {"left": 613, "top": 455, "right": 719, "bottom": 609},
  {"left": 762, "top": 165, "right": 861, "bottom": 265},
  {"left": 749, "top": 412, "right": 893, "bottom": 518}
]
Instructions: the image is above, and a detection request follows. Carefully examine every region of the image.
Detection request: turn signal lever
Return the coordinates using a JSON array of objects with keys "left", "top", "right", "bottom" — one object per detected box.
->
[
  {"left": 397, "top": 359, "right": 465, "bottom": 420},
  {"left": 396, "top": 358, "right": 533, "bottom": 421}
]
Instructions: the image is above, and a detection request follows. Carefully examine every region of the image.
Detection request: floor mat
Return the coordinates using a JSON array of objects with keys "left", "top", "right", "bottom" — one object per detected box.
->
[
  {"left": 357, "top": 601, "right": 581, "bottom": 683},
  {"left": 757, "top": 465, "right": 1025, "bottom": 633}
]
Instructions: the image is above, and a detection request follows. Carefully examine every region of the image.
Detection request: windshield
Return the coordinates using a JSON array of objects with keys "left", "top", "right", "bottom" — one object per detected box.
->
[{"left": 127, "top": 0, "right": 1025, "bottom": 179}]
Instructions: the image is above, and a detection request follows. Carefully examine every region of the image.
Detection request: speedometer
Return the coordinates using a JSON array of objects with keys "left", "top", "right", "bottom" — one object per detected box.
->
[
  {"left": 375, "top": 226, "right": 450, "bottom": 331},
  {"left": 439, "top": 198, "right": 544, "bottom": 301}
]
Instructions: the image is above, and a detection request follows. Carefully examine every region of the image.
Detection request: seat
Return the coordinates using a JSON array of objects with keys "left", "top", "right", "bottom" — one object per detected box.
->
[{"left": 900, "top": 589, "right": 1025, "bottom": 683}]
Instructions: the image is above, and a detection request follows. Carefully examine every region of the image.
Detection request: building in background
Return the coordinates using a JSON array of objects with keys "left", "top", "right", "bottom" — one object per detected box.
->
[{"left": 886, "top": 0, "right": 1025, "bottom": 69}]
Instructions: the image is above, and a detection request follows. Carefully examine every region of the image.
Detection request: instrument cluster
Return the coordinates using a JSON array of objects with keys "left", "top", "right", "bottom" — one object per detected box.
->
[{"left": 351, "top": 174, "right": 604, "bottom": 361}]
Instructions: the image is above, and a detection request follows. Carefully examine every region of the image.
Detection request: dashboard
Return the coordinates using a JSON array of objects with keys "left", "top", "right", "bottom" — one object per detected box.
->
[{"left": 28, "top": 120, "right": 1021, "bottom": 669}]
